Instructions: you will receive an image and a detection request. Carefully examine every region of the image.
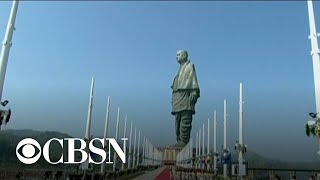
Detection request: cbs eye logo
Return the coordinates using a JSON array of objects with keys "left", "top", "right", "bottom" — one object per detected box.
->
[{"left": 16, "top": 138, "right": 41, "bottom": 164}]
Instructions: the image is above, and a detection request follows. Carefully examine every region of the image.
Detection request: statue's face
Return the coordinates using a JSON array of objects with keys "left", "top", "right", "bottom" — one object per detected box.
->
[{"left": 176, "top": 50, "right": 186, "bottom": 63}]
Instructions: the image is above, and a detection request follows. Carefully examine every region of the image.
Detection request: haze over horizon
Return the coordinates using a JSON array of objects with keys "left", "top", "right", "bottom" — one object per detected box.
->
[{"left": 1, "top": 1, "right": 320, "bottom": 162}]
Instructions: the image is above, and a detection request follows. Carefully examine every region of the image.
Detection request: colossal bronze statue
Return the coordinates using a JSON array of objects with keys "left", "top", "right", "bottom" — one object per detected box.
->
[{"left": 171, "top": 50, "right": 200, "bottom": 147}]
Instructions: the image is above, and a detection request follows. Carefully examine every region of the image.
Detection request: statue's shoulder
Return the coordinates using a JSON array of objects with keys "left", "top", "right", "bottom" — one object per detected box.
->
[
  {"left": 185, "top": 60, "right": 195, "bottom": 67},
  {"left": 187, "top": 61, "right": 196, "bottom": 71}
]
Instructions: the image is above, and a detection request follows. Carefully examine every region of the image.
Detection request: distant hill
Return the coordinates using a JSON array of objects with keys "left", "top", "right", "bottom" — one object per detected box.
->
[
  {"left": 231, "top": 149, "right": 319, "bottom": 169},
  {"left": 0, "top": 129, "right": 75, "bottom": 169},
  {"left": 0, "top": 129, "right": 70, "bottom": 158},
  {"left": 1, "top": 129, "right": 72, "bottom": 139},
  {"left": 230, "top": 150, "right": 287, "bottom": 168}
]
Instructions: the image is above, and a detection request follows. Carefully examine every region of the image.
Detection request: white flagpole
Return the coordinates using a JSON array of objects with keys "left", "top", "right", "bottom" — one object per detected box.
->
[
  {"left": 213, "top": 110, "right": 217, "bottom": 171},
  {"left": 239, "top": 83, "right": 244, "bottom": 178},
  {"left": 199, "top": 128, "right": 201, "bottom": 169},
  {"left": 128, "top": 121, "right": 133, "bottom": 169},
  {"left": 207, "top": 118, "right": 210, "bottom": 171},
  {"left": 121, "top": 115, "right": 127, "bottom": 170},
  {"left": 190, "top": 137, "right": 193, "bottom": 168},
  {"left": 100, "top": 96, "right": 111, "bottom": 173},
  {"left": 223, "top": 99, "right": 228, "bottom": 178},
  {"left": 85, "top": 77, "right": 94, "bottom": 141},
  {"left": 133, "top": 127, "right": 137, "bottom": 168},
  {"left": 142, "top": 136, "right": 146, "bottom": 165},
  {"left": 207, "top": 118, "right": 210, "bottom": 155},
  {"left": 81, "top": 77, "right": 94, "bottom": 171},
  {"left": 195, "top": 132, "right": 198, "bottom": 168},
  {"left": 113, "top": 107, "right": 120, "bottom": 172},
  {"left": 137, "top": 130, "right": 141, "bottom": 166},
  {"left": 202, "top": 123, "right": 205, "bottom": 169}
]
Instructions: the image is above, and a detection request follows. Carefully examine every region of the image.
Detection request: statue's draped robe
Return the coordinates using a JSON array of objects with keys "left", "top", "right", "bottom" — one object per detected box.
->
[{"left": 171, "top": 60, "right": 200, "bottom": 115}]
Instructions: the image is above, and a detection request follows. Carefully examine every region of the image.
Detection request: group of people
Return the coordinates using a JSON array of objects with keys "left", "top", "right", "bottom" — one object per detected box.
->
[{"left": 169, "top": 167, "right": 218, "bottom": 180}]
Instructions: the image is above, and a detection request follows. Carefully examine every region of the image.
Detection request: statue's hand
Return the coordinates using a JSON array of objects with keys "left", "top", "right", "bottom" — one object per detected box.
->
[{"left": 190, "top": 94, "right": 197, "bottom": 104}]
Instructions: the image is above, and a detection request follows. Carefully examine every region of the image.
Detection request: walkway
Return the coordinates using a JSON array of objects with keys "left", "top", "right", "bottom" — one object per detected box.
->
[
  {"left": 131, "top": 166, "right": 167, "bottom": 180},
  {"left": 155, "top": 167, "right": 171, "bottom": 180}
]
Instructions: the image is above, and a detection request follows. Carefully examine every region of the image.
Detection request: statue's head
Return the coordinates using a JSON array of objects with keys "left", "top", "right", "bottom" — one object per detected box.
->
[{"left": 176, "top": 50, "right": 188, "bottom": 64}]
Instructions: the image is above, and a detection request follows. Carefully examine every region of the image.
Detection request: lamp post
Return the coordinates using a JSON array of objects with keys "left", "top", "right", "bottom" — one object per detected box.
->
[
  {"left": 0, "top": 0, "right": 18, "bottom": 129},
  {"left": 305, "top": 0, "right": 320, "bottom": 154}
]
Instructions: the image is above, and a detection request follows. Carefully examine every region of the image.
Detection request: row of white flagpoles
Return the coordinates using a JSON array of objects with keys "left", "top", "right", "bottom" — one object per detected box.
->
[
  {"left": 106, "top": 106, "right": 163, "bottom": 173},
  {"left": 83, "top": 77, "right": 162, "bottom": 174},
  {"left": 176, "top": 117, "right": 217, "bottom": 170}
]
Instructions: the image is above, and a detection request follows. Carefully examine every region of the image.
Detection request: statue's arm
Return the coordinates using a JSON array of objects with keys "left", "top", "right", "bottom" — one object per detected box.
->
[
  {"left": 190, "top": 89, "right": 200, "bottom": 98},
  {"left": 191, "top": 64, "right": 200, "bottom": 98},
  {"left": 171, "top": 76, "right": 177, "bottom": 90},
  {"left": 189, "top": 89, "right": 200, "bottom": 105}
]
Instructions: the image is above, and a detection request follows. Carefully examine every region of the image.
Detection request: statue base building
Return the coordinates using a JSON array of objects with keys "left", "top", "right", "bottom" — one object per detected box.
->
[{"left": 159, "top": 147, "right": 183, "bottom": 165}]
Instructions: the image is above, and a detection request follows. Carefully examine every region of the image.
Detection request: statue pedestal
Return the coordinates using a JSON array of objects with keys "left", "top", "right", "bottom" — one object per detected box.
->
[{"left": 159, "top": 146, "right": 182, "bottom": 165}]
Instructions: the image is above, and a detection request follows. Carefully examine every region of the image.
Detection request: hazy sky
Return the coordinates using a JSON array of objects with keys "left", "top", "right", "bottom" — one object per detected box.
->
[{"left": 0, "top": 1, "right": 320, "bottom": 162}]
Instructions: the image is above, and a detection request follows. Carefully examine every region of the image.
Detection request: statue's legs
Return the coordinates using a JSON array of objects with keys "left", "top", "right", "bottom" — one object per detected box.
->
[
  {"left": 175, "top": 113, "right": 181, "bottom": 142},
  {"left": 180, "top": 111, "right": 192, "bottom": 144},
  {"left": 175, "top": 111, "right": 192, "bottom": 147}
]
